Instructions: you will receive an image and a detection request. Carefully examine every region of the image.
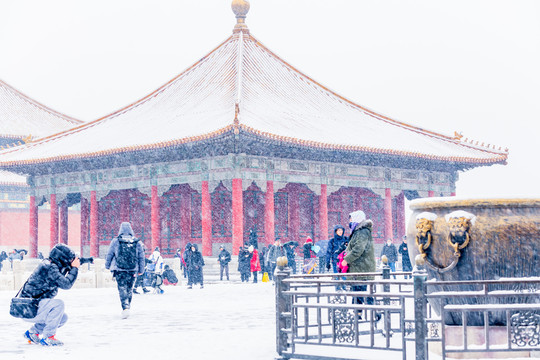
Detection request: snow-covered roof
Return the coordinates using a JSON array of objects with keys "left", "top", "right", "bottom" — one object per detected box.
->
[
  {"left": 0, "top": 170, "right": 27, "bottom": 186},
  {"left": 0, "top": 79, "right": 82, "bottom": 140},
  {"left": 0, "top": 25, "right": 507, "bottom": 169}
]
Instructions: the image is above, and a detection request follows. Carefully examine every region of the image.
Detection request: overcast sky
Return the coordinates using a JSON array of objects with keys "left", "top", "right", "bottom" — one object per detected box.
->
[{"left": 1, "top": 0, "right": 538, "bottom": 198}]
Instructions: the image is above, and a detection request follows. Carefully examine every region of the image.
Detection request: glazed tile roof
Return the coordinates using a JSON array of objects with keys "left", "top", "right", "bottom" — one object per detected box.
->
[
  {"left": 0, "top": 79, "right": 82, "bottom": 140},
  {"left": 0, "top": 30, "right": 507, "bottom": 169}
]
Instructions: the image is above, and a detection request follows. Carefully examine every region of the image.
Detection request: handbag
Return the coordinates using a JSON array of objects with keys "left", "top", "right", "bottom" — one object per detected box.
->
[{"left": 9, "top": 283, "right": 40, "bottom": 319}]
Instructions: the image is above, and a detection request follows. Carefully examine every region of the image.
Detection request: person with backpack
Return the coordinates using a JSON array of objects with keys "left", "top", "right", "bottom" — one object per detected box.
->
[
  {"left": 105, "top": 222, "right": 145, "bottom": 319},
  {"left": 19, "top": 243, "right": 79, "bottom": 346}
]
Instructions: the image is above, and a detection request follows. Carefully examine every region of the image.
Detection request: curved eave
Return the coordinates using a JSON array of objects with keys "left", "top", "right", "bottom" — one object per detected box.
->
[
  {"left": 238, "top": 124, "right": 508, "bottom": 166},
  {"left": 0, "top": 125, "right": 236, "bottom": 169}
]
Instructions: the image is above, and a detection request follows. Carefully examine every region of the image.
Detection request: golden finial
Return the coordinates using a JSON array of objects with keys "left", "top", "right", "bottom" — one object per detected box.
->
[{"left": 232, "top": 0, "right": 250, "bottom": 33}]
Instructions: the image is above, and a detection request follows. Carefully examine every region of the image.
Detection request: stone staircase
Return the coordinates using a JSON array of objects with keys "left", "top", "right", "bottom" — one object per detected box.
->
[{"left": 199, "top": 257, "right": 243, "bottom": 284}]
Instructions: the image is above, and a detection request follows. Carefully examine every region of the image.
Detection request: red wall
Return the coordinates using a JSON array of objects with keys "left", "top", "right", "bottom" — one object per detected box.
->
[{"left": 0, "top": 209, "right": 81, "bottom": 255}]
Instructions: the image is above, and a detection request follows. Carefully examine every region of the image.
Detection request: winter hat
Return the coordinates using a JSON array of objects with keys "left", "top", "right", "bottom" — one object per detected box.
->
[
  {"left": 154, "top": 247, "right": 160, "bottom": 252},
  {"left": 49, "top": 244, "right": 75, "bottom": 268},
  {"left": 306, "top": 238, "right": 313, "bottom": 244},
  {"left": 118, "top": 222, "right": 134, "bottom": 237},
  {"left": 349, "top": 210, "right": 367, "bottom": 231}
]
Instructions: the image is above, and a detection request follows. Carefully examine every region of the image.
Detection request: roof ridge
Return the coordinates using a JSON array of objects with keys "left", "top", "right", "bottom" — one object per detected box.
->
[
  {"left": 0, "top": 78, "right": 83, "bottom": 126},
  {"left": 244, "top": 34, "right": 485, "bottom": 146}
]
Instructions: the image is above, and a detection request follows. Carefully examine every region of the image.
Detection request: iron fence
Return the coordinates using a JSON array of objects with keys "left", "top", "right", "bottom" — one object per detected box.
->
[{"left": 275, "top": 265, "right": 540, "bottom": 360}]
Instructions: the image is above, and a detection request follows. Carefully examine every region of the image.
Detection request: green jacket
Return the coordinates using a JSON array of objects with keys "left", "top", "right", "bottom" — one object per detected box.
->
[{"left": 343, "top": 220, "right": 376, "bottom": 280}]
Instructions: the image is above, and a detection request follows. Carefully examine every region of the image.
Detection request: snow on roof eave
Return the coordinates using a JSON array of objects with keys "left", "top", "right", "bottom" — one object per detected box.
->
[
  {"left": 1, "top": 79, "right": 83, "bottom": 127},
  {"left": 239, "top": 125, "right": 509, "bottom": 166},
  {"left": 12, "top": 35, "right": 237, "bottom": 152},
  {"left": 246, "top": 34, "right": 510, "bottom": 155},
  {"left": 0, "top": 124, "right": 237, "bottom": 169}
]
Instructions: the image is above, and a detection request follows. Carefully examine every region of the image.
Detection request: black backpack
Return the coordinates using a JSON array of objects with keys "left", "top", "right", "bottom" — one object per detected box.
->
[{"left": 115, "top": 236, "right": 139, "bottom": 270}]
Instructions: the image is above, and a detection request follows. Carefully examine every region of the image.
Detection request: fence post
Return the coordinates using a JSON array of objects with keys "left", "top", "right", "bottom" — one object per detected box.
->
[
  {"left": 275, "top": 258, "right": 292, "bottom": 359},
  {"left": 382, "top": 255, "right": 390, "bottom": 305},
  {"left": 413, "top": 255, "right": 428, "bottom": 360}
]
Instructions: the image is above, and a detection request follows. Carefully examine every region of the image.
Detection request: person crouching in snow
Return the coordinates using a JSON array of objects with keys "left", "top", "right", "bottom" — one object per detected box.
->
[
  {"left": 162, "top": 265, "right": 179, "bottom": 285},
  {"left": 187, "top": 244, "right": 205, "bottom": 289},
  {"left": 248, "top": 245, "right": 261, "bottom": 283},
  {"left": 19, "top": 244, "right": 79, "bottom": 346},
  {"left": 105, "top": 222, "right": 146, "bottom": 319}
]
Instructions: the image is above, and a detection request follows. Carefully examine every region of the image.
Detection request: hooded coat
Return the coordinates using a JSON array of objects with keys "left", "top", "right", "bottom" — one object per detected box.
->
[
  {"left": 21, "top": 244, "right": 79, "bottom": 299},
  {"left": 238, "top": 245, "right": 252, "bottom": 273},
  {"left": 105, "top": 222, "right": 146, "bottom": 273},
  {"left": 343, "top": 217, "right": 376, "bottom": 280},
  {"left": 326, "top": 225, "right": 348, "bottom": 267},
  {"left": 187, "top": 244, "right": 204, "bottom": 285}
]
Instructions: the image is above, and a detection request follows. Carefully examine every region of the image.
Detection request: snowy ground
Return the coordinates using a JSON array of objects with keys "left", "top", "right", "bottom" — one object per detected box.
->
[
  {"left": 0, "top": 283, "right": 276, "bottom": 360},
  {"left": 1, "top": 283, "right": 536, "bottom": 360}
]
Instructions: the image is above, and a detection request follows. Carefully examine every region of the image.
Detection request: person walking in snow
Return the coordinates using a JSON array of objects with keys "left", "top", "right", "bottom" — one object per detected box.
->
[
  {"left": 380, "top": 238, "right": 398, "bottom": 279},
  {"left": 282, "top": 240, "right": 299, "bottom": 274},
  {"left": 186, "top": 244, "right": 205, "bottom": 289},
  {"left": 105, "top": 222, "right": 146, "bottom": 319},
  {"left": 398, "top": 235, "right": 413, "bottom": 279},
  {"left": 19, "top": 243, "right": 79, "bottom": 346},
  {"left": 238, "top": 244, "right": 252, "bottom": 282},
  {"left": 133, "top": 241, "right": 150, "bottom": 294},
  {"left": 217, "top": 245, "right": 231, "bottom": 281},
  {"left": 267, "top": 238, "right": 285, "bottom": 280},
  {"left": 249, "top": 245, "right": 261, "bottom": 283},
  {"left": 183, "top": 242, "right": 192, "bottom": 283}
]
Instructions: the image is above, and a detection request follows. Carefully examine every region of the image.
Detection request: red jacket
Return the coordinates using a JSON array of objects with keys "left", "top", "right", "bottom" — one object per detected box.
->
[{"left": 250, "top": 249, "right": 261, "bottom": 272}]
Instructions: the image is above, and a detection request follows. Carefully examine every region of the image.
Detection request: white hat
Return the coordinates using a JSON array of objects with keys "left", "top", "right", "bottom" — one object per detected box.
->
[{"left": 349, "top": 210, "right": 366, "bottom": 224}]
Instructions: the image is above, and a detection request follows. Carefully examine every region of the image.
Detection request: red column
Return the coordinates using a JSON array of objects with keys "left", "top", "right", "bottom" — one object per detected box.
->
[
  {"left": 428, "top": 191, "right": 435, "bottom": 197},
  {"left": 201, "top": 181, "right": 212, "bottom": 256},
  {"left": 151, "top": 185, "right": 161, "bottom": 252},
  {"left": 50, "top": 194, "right": 59, "bottom": 249},
  {"left": 59, "top": 201, "right": 68, "bottom": 244},
  {"left": 80, "top": 198, "right": 89, "bottom": 256},
  {"left": 264, "top": 180, "right": 275, "bottom": 246},
  {"left": 384, "top": 188, "right": 393, "bottom": 240},
  {"left": 319, "top": 184, "right": 328, "bottom": 240},
  {"left": 90, "top": 191, "right": 98, "bottom": 257},
  {"left": 29, "top": 195, "right": 38, "bottom": 258},
  {"left": 232, "top": 178, "right": 243, "bottom": 256}
]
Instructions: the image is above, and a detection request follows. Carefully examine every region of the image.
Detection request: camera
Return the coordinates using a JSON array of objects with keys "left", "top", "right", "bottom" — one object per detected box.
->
[{"left": 79, "top": 257, "right": 94, "bottom": 265}]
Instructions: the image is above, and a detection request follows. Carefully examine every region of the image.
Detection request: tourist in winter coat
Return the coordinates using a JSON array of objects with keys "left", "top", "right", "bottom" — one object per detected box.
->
[
  {"left": 326, "top": 225, "right": 348, "bottom": 273},
  {"left": 283, "top": 240, "right": 299, "bottom": 274},
  {"left": 147, "top": 247, "right": 165, "bottom": 293},
  {"left": 260, "top": 246, "right": 269, "bottom": 276},
  {"left": 302, "top": 238, "right": 317, "bottom": 274},
  {"left": 133, "top": 241, "right": 150, "bottom": 294},
  {"left": 183, "top": 242, "right": 192, "bottom": 282},
  {"left": 19, "top": 243, "right": 79, "bottom": 346},
  {"left": 174, "top": 248, "right": 187, "bottom": 278},
  {"left": 162, "top": 264, "right": 179, "bottom": 285},
  {"left": 380, "top": 239, "right": 398, "bottom": 279},
  {"left": 238, "top": 244, "right": 252, "bottom": 282},
  {"left": 187, "top": 244, "right": 205, "bottom": 289},
  {"left": 398, "top": 236, "right": 413, "bottom": 279},
  {"left": 0, "top": 250, "right": 7, "bottom": 271},
  {"left": 105, "top": 222, "right": 146, "bottom": 318},
  {"left": 341, "top": 211, "right": 378, "bottom": 312},
  {"left": 249, "top": 245, "right": 262, "bottom": 283},
  {"left": 217, "top": 245, "right": 231, "bottom": 281},
  {"left": 267, "top": 239, "right": 285, "bottom": 280}
]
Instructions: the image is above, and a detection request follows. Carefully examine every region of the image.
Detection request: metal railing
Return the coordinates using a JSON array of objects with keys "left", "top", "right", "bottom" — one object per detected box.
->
[{"left": 275, "top": 264, "right": 540, "bottom": 360}]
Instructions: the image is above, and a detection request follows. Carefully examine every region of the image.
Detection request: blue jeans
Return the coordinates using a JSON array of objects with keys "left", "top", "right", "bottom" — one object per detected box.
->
[{"left": 388, "top": 262, "right": 396, "bottom": 279}]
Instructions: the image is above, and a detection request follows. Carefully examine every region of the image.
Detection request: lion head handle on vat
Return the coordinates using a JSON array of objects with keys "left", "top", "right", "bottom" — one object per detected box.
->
[
  {"left": 445, "top": 210, "right": 476, "bottom": 257},
  {"left": 415, "top": 212, "right": 437, "bottom": 258}
]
